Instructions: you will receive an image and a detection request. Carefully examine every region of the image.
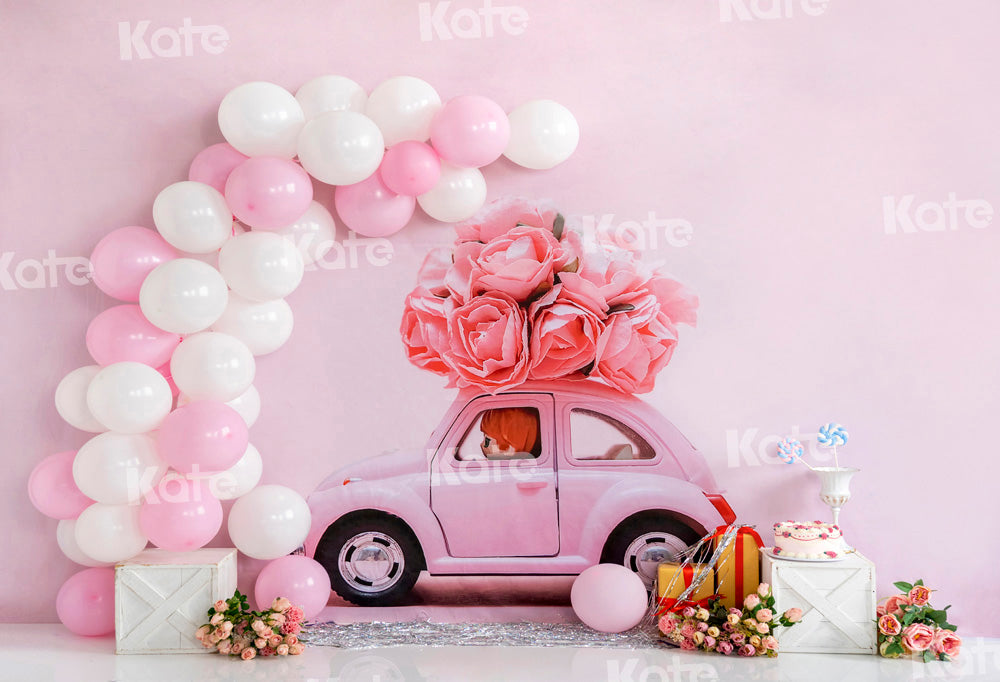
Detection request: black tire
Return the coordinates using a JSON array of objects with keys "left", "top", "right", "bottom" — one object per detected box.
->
[
  {"left": 601, "top": 513, "right": 700, "bottom": 589},
  {"left": 315, "top": 512, "right": 424, "bottom": 606}
]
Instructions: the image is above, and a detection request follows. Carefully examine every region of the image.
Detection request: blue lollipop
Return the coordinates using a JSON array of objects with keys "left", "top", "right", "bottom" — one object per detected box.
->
[{"left": 817, "top": 422, "right": 849, "bottom": 467}]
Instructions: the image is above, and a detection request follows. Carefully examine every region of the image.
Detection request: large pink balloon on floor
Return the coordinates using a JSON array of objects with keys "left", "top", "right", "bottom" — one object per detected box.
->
[
  {"left": 85, "top": 304, "right": 181, "bottom": 367},
  {"left": 430, "top": 95, "right": 510, "bottom": 168},
  {"left": 379, "top": 141, "right": 441, "bottom": 196},
  {"left": 570, "top": 564, "right": 648, "bottom": 633},
  {"left": 225, "top": 157, "right": 313, "bottom": 230},
  {"left": 90, "top": 226, "right": 179, "bottom": 302},
  {"left": 189, "top": 143, "right": 249, "bottom": 194},
  {"left": 254, "top": 555, "right": 331, "bottom": 620},
  {"left": 334, "top": 172, "right": 415, "bottom": 238},
  {"left": 56, "top": 567, "right": 115, "bottom": 636},
  {"left": 28, "top": 451, "right": 92, "bottom": 520},
  {"left": 157, "top": 400, "right": 248, "bottom": 473},
  {"left": 140, "top": 478, "right": 223, "bottom": 551}
]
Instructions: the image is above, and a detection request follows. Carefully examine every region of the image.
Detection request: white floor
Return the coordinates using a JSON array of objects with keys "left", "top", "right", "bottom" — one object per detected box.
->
[{"left": 0, "top": 625, "right": 996, "bottom": 682}]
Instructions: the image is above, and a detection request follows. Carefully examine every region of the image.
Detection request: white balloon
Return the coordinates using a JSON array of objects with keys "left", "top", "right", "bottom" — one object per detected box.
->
[
  {"left": 85, "top": 362, "right": 172, "bottom": 434},
  {"left": 504, "top": 99, "right": 579, "bottom": 170},
  {"left": 55, "top": 366, "right": 107, "bottom": 433},
  {"left": 228, "top": 484, "right": 311, "bottom": 560},
  {"left": 139, "top": 259, "right": 229, "bottom": 334},
  {"left": 57, "top": 518, "right": 113, "bottom": 567},
  {"left": 365, "top": 76, "right": 441, "bottom": 147},
  {"left": 218, "top": 231, "right": 304, "bottom": 302},
  {"left": 218, "top": 81, "right": 305, "bottom": 158},
  {"left": 209, "top": 444, "right": 263, "bottom": 500},
  {"left": 178, "top": 384, "right": 260, "bottom": 428},
  {"left": 417, "top": 162, "right": 487, "bottom": 223},
  {"left": 297, "top": 111, "right": 384, "bottom": 186},
  {"left": 152, "top": 181, "right": 233, "bottom": 254},
  {"left": 274, "top": 201, "right": 336, "bottom": 266},
  {"left": 170, "top": 332, "right": 256, "bottom": 402},
  {"left": 210, "top": 293, "right": 294, "bottom": 356},
  {"left": 73, "top": 432, "right": 165, "bottom": 505},
  {"left": 296, "top": 75, "right": 367, "bottom": 119},
  {"left": 74, "top": 503, "right": 148, "bottom": 563}
]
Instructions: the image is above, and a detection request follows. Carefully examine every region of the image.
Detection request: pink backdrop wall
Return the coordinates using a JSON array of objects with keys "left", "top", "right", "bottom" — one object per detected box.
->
[{"left": 2, "top": 1, "right": 997, "bottom": 634}]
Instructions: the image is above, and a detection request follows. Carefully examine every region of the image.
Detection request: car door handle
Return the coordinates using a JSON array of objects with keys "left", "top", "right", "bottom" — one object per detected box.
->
[{"left": 516, "top": 480, "right": 548, "bottom": 490}]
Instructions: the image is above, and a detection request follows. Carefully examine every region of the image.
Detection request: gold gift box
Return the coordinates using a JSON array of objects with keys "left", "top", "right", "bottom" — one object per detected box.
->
[
  {"left": 656, "top": 562, "right": 715, "bottom": 602},
  {"left": 713, "top": 526, "right": 763, "bottom": 609}
]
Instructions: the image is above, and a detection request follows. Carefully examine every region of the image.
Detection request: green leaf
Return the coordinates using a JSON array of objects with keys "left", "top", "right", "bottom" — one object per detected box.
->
[
  {"left": 902, "top": 611, "right": 918, "bottom": 626},
  {"left": 923, "top": 650, "right": 934, "bottom": 663},
  {"left": 915, "top": 579, "right": 924, "bottom": 587},
  {"left": 926, "top": 609, "right": 948, "bottom": 625},
  {"left": 886, "top": 641, "right": 904, "bottom": 656},
  {"left": 553, "top": 213, "right": 565, "bottom": 240},
  {"left": 893, "top": 581, "right": 913, "bottom": 592},
  {"left": 942, "top": 623, "right": 958, "bottom": 632}
]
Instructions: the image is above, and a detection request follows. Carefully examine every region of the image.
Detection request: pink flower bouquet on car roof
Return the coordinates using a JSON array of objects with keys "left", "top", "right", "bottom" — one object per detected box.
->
[{"left": 401, "top": 197, "right": 698, "bottom": 394}]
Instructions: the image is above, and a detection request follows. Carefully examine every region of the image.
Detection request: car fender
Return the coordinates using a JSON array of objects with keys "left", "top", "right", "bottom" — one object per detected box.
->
[{"left": 575, "top": 476, "right": 725, "bottom": 561}]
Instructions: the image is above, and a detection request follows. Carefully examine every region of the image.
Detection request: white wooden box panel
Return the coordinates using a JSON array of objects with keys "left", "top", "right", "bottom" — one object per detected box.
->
[
  {"left": 762, "top": 550, "right": 876, "bottom": 655},
  {"left": 115, "top": 548, "right": 237, "bottom": 654}
]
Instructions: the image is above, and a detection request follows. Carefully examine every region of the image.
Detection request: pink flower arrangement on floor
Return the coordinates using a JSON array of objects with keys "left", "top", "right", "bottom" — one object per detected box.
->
[
  {"left": 196, "top": 590, "right": 305, "bottom": 658},
  {"left": 877, "top": 579, "right": 961, "bottom": 662},
  {"left": 401, "top": 197, "right": 698, "bottom": 394},
  {"left": 657, "top": 583, "right": 801, "bottom": 658}
]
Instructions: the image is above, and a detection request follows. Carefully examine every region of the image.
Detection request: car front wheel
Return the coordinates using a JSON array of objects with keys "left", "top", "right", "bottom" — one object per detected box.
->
[{"left": 601, "top": 515, "right": 699, "bottom": 590}]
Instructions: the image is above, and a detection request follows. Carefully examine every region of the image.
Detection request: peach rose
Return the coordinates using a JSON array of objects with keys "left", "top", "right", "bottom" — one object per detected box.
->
[
  {"left": 756, "top": 608, "right": 773, "bottom": 623},
  {"left": 763, "top": 635, "right": 779, "bottom": 651},
  {"left": 783, "top": 608, "right": 803, "bottom": 623},
  {"left": 271, "top": 597, "right": 292, "bottom": 612},
  {"left": 902, "top": 623, "right": 935, "bottom": 652},
  {"left": 878, "top": 614, "right": 902, "bottom": 636},
  {"left": 932, "top": 628, "right": 961, "bottom": 658},
  {"left": 284, "top": 635, "right": 299, "bottom": 646},
  {"left": 276, "top": 643, "right": 289, "bottom": 656},
  {"left": 216, "top": 640, "right": 231, "bottom": 655},
  {"left": 908, "top": 585, "right": 931, "bottom": 606},
  {"left": 883, "top": 594, "right": 910, "bottom": 617},
  {"left": 755, "top": 622, "right": 769, "bottom": 634},
  {"left": 727, "top": 613, "right": 740, "bottom": 626},
  {"left": 707, "top": 626, "right": 720, "bottom": 638},
  {"left": 442, "top": 292, "right": 530, "bottom": 390},
  {"left": 757, "top": 583, "right": 770, "bottom": 597},
  {"left": 696, "top": 608, "right": 710, "bottom": 621},
  {"left": 744, "top": 593, "right": 761, "bottom": 610},
  {"left": 268, "top": 635, "right": 282, "bottom": 648},
  {"left": 289, "top": 643, "right": 305, "bottom": 655},
  {"left": 230, "top": 641, "right": 244, "bottom": 655},
  {"left": 214, "top": 600, "right": 226, "bottom": 611},
  {"left": 400, "top": 286, "right": 451, "bottom": 377},
  {"left": 254, "top": 637, "right": 267, "bottom": 649},
  {"left": 241, "top": 648, "right": 256, "bottom": 660},
  {"left": 209, "top": 613, "right": 224, "bottom": 625},
  {"left": 527, "top": 285, "right": 604, "bottom": 380}
]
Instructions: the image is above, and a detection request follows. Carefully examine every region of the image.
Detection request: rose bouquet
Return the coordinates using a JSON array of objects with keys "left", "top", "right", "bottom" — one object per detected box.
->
[
  {"left": 195, "top": 590, "right": 305, "bottom": 659},
  {"left": 401, "top": 197, "right": 698, "bottom": 394},
  {"left": 877, "top": 579, "right": 961, "bottom": 661},
  {"left": 657, "top": 583, "right": 801, "bottom": 657}
]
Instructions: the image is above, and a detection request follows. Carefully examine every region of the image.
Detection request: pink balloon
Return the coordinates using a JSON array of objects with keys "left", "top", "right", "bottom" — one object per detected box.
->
[
  {"left": 379, "top": 141, "right": 441, "bottom": 196},
  {"left": 334, "top": 172, "right": 415, "bottom": 238},
  {"left": 225, "top": 157, "right": 314, "bottom": 230},
  {"left": 156, "top": 362, "right": 180, "bottom": 398},
  {"left": 254, "top": 555, "right": 331, "bottom": 620},
  {"left": 430, "top": 95, "right": 510, "bottom": 168},
  {"left": 570, "top": 564, "right": 648, "bottom": 633},
  {"left": 189, "top": 143, "right": 250, "bottom": 194},
  {"left": 140, "top": 478, "right": 223, "bottom": 552},
  {"left": 28, "top": 451, "right": 93, "bottom": 520},
  {"left": 157, "top": 401, "right": 248, "bottom": 473},
  {"left": 56, "top": 568, "right": 115, "bottom": 636},
  {"left": 86, "top": 304, "right": 181, "bottom": 367},
  {"left": 90, "top": 226, "right": 179, "bottom": 302}
]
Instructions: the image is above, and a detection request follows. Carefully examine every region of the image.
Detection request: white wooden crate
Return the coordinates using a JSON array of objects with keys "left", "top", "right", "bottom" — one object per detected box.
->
[
  {"left": 115, "top": 548, "right": 237, "bottom": 654},
  {"left": 762, "top": 550, "right": 876, "bottom": 654}
]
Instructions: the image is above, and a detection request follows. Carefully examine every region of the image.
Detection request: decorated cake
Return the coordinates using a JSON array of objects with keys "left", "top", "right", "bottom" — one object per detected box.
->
[{"left": 772, "top": 520, "right": 843, "bottom": 559}]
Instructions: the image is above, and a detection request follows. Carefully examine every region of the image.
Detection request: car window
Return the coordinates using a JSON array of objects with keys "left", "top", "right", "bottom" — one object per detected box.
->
[
  {"left": 456, "top": 407, "right": 542, "bottom": 461},
  {"left": 570, "top": 408, "right": 655, "bottom": 461}
]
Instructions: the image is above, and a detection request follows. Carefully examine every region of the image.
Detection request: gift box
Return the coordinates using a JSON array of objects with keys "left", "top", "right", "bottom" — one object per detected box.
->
[
  {"left": 656, "top": 562, "right": 715, "bottom": 605},
  {"left": 713, "top": 525, "right": 764, "bottom": 610}
]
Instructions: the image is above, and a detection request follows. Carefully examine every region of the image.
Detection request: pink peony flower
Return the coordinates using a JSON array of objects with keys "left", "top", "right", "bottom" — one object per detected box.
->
[
  {"left": 902, "top": 623, "right": 935, "bottom": 652},
  {"left": 657, "top": 615, "right": 674, "bottom": 634},
  {"left": 259, "top": 646, "right": 275, "bottom": 657},
  {"left": 878, "top": 614, "right": 902, "bottom": 636},
  {"left": 932, "top": 628, "right": 961, "bottom": 658},
  {"left": 285, "top": 606, "right": 304, "bottom": 624},
  {"left": 908, "top": 585, "right": 931, "bottom": 606},
  {"left": 876, "top": 604, "right": 886, "bottom": 618},
  {"left": 681, "top": 607, "right": 696, "bottom": 618},
  {"left": 527, "top": 285, "right": 604, "bottom": 380},
  {"left": 757, "top": 583, "right": 770, "bottom": 597},
  {"left": 783, "top": 607, "right": 803, "bottom": 623},
  {"left": 883, "top": 594, "right": 910, "bottom": 617},
  {"left": 442, "top": 292, "right": 530, "bottom": 391},
  {"left": 680, "top": 623, "right": 696, "bottom": 638},
  {"left": 744, "top": 593, "right": 761, "bottom": 610},
  {"left": 400, "top": 286, "right": 451, "bottom": 376},
  {"left": 738, "top": 644, "right": 757, "bottom": 657},
  {"left": 716, "top": 640, "right": 734, "bottom": 655},
  {"left": 454, "top": 196, "right": 561, "bottom": 245},
  {"left": 241, "top": 648, "right": 256, "bottom": 660},
  {"left": 281, "top": 621, "right": 302, "bottom": 635},
  {"left": 276, "top": 643, "right": 289, "bottom": 656},
  {"left": 756, "top": 608, "right": 773, "bottom": 623},
  {"left": 763, "top": 635, "right": 779, "bottom": 651},
  {"left": 591, "top": 312, "right": 677, "bottom": 394},
  {"left": 680, "top": 638, "right": 697, "bottom": 650}
]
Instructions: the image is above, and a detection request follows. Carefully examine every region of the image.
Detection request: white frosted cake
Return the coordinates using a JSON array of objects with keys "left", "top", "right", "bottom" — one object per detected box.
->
[{"left": 772, "top": 520, "right": 843, "bottom": 559}]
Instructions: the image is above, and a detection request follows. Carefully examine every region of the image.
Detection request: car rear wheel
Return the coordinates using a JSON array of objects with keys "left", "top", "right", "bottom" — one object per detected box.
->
[
  {"left": 315, "top": 512, "right": 424, "bottom": 606},
  {"left": 601, "top": 515, "right": 699, "bottom": 590}
]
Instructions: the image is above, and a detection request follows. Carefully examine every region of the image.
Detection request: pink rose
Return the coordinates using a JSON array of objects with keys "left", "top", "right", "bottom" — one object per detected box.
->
[
  {"left": 763, "top": 635, "right": 779, "bottom": 651},
  {"left": 704, "top": 635, "right": 716, "bottom": 649},
  {"left": 527, "top": 285, "right": 604, "bottom": 380},
  {"left": 696, "top": 621, "right": 709, "bottom": 633},
  {"left": 729, "top": 608, "right": 742, "bottom": 616},
  {"left": 716, "top": 640, "right": 734, "bottom": 655},
  {"left": 195, "top": 625, "right": 210, "bottom": 641},
  {"left": 876, "top": 604, "right": 886, "bottom": 618},
  {"left": 883, "top": 594, "right": 910, "bottom": 617},
  {"left": 902, "top": 623, "right": 935, "bottom": 652},
  {"left": 738, "top": 643, "right": 757, "bottom": 657},
  {"left": 214, "top": 600, "right": 226, "bottom": 611},
  {"left": 271, "top": 597, "right": 292, "bottom": 612},
  {"left": 400, "top": 286, "right": 451, "bottom": 377},
  {"left": 254, "top": 637, "right": 267, "bottom": 648},
  {"left": 442, "top": 292, "right": 530, "bottom": 390},
  {"left": 755, "top": 622, "right": 769, "bottom": 634},
  {"left": 230, "top": 641, "right": 244, "bottom": 655},
  {"left": 591, "top": 312, "right": 677, "bottom": 394},
  {"left": 454, "top": 196, "right": 561, "bottom": 245},
  {"left": 268, "top": 635, "right": 282, "bottom": 648},
  {"left": 241, "top": 648, "right": 256, "bottom": 660},
  {"left": 757, "top": 583, "right": 770, "bottom": 597},
  {"left": 730, "top": 632, "right": 746, "bottom": 645},
  {"left": 756, "top": 608, "right": 773, "bottom": 623},
  {"left": 783, "top": 607, "right": 802, "bottom": 623},
  {"left": 908, "top": 585, "right": 931, "bottom": 606},
  {"left": 680, "top": 623, "right": 696, "bottom": 638},
  {"left": 289, "top": 643, "right": 305, "bottom": 655},
  {"left": 251, "top": 619, "right": 266, "bottom": 634},
  {"left": 284, "top": 635, "right": 299, "bottom": 646},
  {"left": 415, "top": 248, "right": 452, "bottom": 298},
  {"left": 285, "top": 605, "right": 304, "bottom": 624},
  {"left": 744, "top": 593, "right": 761, "bottom": 610},
  {"left": 216, "top": 640, "right": 232, "bottom": 655},
  {"left": 932, "top": 628, "right": 961, "bottom": 658},
  {"left": 878, "top": 614, "right": 902, "bottom": 636},
  {"left": 276, "top": 643, "right": 289, "bottom": 656},
  {"left": 681, "top": 606, "right": 696, "bottom": 618},
  {"left": 210, "top": 613, "right": 224, "bottom": 626},
  {"left": 680, "top": 638, "right": 697, "bottom": 650}
]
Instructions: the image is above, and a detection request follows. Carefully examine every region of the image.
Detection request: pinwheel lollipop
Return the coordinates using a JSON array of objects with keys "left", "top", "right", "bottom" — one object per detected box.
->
[
  {"left": 776, "top": 437, "right": 815, "bottom": 470},
  {"left": 817, "top": 422, "right": 849, "bottom": 468}
]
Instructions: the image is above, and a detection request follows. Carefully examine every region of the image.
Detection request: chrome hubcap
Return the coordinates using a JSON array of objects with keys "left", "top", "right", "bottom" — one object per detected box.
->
[
  {"left": 338, "top": 531, "right": 405, "bottom": 593},
  {"left": 624, "top": 532, "right": 689, "bottom": 588}
]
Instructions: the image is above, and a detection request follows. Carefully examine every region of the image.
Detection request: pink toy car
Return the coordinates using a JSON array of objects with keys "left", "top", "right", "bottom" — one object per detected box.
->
[{"left": 306, "top": 380, "right": 736, "bottom": 606}]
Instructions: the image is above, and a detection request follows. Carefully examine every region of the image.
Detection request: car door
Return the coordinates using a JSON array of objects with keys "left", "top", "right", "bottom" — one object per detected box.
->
[{"left": 430, "top": 393, "right": 559, "bottom": 558}]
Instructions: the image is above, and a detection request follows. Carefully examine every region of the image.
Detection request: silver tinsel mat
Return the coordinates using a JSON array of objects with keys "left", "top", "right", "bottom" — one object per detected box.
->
[{"left": 300, "top": 621, "right": 667, "bottom": 649}]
